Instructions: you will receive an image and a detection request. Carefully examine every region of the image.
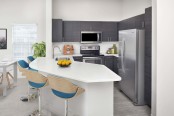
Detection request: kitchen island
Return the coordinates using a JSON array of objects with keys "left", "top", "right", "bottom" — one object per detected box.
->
[{"left": 30, "top": 57, "right": 121, "bottom": 116}]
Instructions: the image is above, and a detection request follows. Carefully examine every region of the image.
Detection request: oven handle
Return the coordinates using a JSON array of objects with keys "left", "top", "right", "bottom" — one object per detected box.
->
[{"left": 83, "top": 57, "right": 103, "bottom": 64}]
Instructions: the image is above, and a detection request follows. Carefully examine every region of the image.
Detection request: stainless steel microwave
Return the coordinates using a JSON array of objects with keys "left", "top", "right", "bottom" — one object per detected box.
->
[{"left": 81, "top": 31, "right": 102, "bottom": 44}]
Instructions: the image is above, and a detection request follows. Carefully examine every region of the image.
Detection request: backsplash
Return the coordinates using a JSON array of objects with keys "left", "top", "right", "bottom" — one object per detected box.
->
[{"left": 53, "top": 42, "right": 119, "bottom": 55}]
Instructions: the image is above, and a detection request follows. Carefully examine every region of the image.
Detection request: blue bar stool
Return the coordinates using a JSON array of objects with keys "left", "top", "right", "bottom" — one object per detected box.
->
[
  {"left": 18, "top": 60, "right": 48, "bottom": 116},
  {"left": 48, "top": 76, "right": 85, "bottom": 116},
  {"left": 27, "top": 56, "right": 35, "bottom": 63}
]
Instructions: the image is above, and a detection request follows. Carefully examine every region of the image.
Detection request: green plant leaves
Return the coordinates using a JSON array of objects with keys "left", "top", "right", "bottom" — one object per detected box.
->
[{"left": 32, "top": 41, "right": 46, "bottom": 58}]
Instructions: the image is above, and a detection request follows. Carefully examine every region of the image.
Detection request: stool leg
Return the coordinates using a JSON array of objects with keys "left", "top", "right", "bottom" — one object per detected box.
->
[
  {"left": 38, "top": 88, "right": 41, "bottom": 116},
  {"left": 65, "top": 100, "right": 68, "bottom": 116},
  {"left": 28, "top": 85, "right": 30, "bottom": 102}
]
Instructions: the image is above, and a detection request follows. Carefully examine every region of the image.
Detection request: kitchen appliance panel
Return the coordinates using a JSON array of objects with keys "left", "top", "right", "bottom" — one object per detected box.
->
[
  {"left": 80, "top": 45, "right": 100, "bottom": 55},
  {"left": 83, "top": 57, "right": 103, "bottom": 64},
  {"left": 81, "top": 31, "right": 102, "bottom": 43},
  {"left": 118, "top": 29, "right": 145, "bottom": 105},
  {"left": 119, "top": 29, "right": 137, "bottom": 103}
]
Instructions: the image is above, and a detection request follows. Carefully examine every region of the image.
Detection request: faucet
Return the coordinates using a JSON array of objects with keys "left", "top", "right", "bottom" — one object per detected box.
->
[{"left": 53, "top": 46, "right": 62, "bottom": 59}]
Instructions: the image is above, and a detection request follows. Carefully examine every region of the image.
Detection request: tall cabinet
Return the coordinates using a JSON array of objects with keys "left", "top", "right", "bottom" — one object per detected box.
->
[
  {"left": 52, "top": 19, "right": 63, "bottom": 42},
  {"left": 144, "top": 7, "right": 152, "bottom": 107}
]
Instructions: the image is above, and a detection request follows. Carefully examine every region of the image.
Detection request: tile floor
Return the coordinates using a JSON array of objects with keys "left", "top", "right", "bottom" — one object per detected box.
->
[{"left": 0, "top": 79, "right": 151, "bottom": 116}]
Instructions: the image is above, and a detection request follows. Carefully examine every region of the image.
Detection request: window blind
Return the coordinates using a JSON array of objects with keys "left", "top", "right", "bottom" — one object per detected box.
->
[{"left": 12, "top": 24, "right": 37, "bottom": 60}]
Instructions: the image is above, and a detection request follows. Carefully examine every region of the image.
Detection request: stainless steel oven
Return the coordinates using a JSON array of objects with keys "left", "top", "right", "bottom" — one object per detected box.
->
[{"left": 83, "top": 57, "right": 103, "bottom": 64}]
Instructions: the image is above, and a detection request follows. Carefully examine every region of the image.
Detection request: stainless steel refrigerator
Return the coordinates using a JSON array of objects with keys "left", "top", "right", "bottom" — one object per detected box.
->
[{"left": 118, "top": 29, "right": 145, "bottom": 105}]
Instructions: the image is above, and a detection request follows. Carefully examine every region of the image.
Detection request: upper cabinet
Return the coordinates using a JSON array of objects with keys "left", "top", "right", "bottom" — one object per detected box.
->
[
  {"left": 52, "top": 19, "right": 118, "bottom": 42},
  {"left": 63, "top": 21, "right": 81, "bottom": 42},
  {"left": 118, "top": 14, "right": 145, "bottom": 30},
  {"left": 102, "top": 22, "right": 118, "bottom": 42},
  {"left": 80, "top": 21, "right": 102, "bottom": 31},
  {"left": 52, "top": 19, "right": 63, "bottom": 42}
]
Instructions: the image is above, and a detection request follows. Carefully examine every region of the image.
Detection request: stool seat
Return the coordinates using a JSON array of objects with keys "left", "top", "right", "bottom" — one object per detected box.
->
[
  {"left": 28, "top": 81, "right": 46, "bottom": 88},
  {"left": 27, "top": 56, "right": 35, "bottom": 63},
  {"left": 48, "top": 76, "right": 85, "bottom": 116},
  {"left": 18, "top": 60, "right": 47, "bottom": 116},
  {"left": 52, "top": 89, "right": 76, "bottom": 99}
]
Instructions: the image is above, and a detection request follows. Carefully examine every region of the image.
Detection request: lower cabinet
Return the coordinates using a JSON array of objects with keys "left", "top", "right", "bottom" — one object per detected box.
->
[
  {"left": 103, "top": 56, "right": 118, "bottom": 74},
  {"left": 73, "top": 56, "right": 118, "bottom": 74},
  {"left": 114, "top": 57, "right": 118, "bottom": 74},
  {"left": 104, "top": 56, "right": 114, "bottom": 71}
]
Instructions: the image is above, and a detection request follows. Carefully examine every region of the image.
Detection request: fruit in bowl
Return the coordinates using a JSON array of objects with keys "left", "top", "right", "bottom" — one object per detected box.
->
[{"left": 57, "top": 59, "right": 72, "bottom": 67}]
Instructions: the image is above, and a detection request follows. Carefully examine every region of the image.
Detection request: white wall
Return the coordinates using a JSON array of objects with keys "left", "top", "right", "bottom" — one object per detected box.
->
[
  {"left": 53, "top": 42, "right": 119, "bottom": 56},
  {"left": 53, "top": 0, "right": 151, "bottom": 21},
  {"left": 46, "top": 0, "right": 53, "bottom": 58},
  {"left": 154, "top": 0, "right": 174, "bottom": 116},
  {"left": 152, "top": 0, "right": 157, "bottom": 115},
  {"left": 0, "top": 0, "right": 46, "bottom": 60},
  {"left": 121, "top": 0, "right": 152, "bottom": 20},
  {"left": 53, "top": 0, "right": 122, "bottom": 21}
]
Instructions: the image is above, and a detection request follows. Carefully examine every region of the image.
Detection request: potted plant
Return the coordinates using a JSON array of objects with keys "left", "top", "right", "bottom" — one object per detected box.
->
[{"left": 32, "top": 41, "right": 46, "bottom": 58}]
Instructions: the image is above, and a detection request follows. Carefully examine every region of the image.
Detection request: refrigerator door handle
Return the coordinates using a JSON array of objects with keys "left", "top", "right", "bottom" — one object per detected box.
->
[
  {"left": 118, "top": 41, "right": 122, "bottom": 69},
  {"left": 122, "top": 40, "right": 126, "bottom": 73}
]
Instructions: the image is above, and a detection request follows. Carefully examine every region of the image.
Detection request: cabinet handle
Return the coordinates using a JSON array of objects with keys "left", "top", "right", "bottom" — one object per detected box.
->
[{"left": 142, "top": 21, "right": 145, "bottom": 28}]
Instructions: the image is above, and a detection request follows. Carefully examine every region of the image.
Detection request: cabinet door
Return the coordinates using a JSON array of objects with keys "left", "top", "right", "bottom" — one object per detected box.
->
[
  {"left": 144, "top": 7, "right": 152, "bottom": 107},
  {"left": 114, "top": 57, "right": 118, "bottom": 74},
  {"left": 52, "top": 19, "right": 63, "bottom": 42},
  {"left": 80, "top": 21, "right": 92, "bottom": 31},
  {"left": 118, "top": 14, "right": 145, "bottom": 30},
  {"left": 135, "top": 14, "right": 145, "bottom": 29},
  {"left": 102, "top": 22, "right": 118, "bottom": 42},
  {"left": 91, "top": 22, "right": 102, "bottom": 31},
  {"left": 104, "top": 56, "right": 114, "bottom": 71},
  {"left": 64, "top": 21, "right": 81, "bottom": 42},
  {"left": 80, "top": 21, "right": 102, "bottom": 31}
]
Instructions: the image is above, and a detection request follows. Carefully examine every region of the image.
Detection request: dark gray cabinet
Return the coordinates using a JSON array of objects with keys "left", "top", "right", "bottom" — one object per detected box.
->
[
  {"left": 73, "top": 56, "right": 82, "bottom": 62},
  {"left": 52, "top": 20, "right": 118, "bottom": 42},
  {"left": 63, "top": 21, "right": 81, "bottom": 42},
  {"left": 104, "top": 56, "right": 114, "bottom": 71},
  {"left": 52, "top": 19, "right": 63, "bottom": 42},
  {"left": 102, "top": 22, "right": 118, "bottom": 42},
  {"left": 118, "top": 14, "right": 145, "bottom": 30},
  {"left": 114, "top": 57, "right": 118, "bottom": 74},
  {"left": 73, "top": 55, "right": 118, "bottom": 73},
  {"left": 144, "top": 7, "right": 152, "bottom": 107},
  {"left": 103, "top": 56, "right": 118, "bottom": 74},
  {"left": 80, "top": 21, "right": 102, "bottom": 31}
]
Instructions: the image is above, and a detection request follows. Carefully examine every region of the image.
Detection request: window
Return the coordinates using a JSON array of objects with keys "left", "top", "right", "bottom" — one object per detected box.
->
[{"left": 12, "top": 24, "right": 37, "bottom": 60}]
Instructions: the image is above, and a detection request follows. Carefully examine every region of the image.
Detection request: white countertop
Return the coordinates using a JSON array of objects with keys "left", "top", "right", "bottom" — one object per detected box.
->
[
  {"left": 29, "top": 57, "right": 121, "bottom": 83},
  {"left": 55, "top": 53, "right": 119, "bottom": 58},
  {"left": 55, "top": 53, "right": 82, "bottom": 57},
  {"left": 101, "top": 53, "right": 119, "bottom": 57}
]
